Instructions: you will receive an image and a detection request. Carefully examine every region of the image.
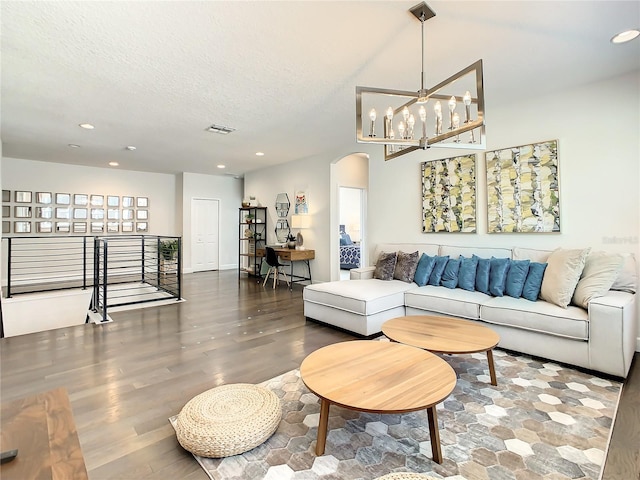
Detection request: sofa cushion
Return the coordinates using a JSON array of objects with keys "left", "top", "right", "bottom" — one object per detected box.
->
[
  {"left": 303, "top": 279, "right": 415, "bottom": 316},
  {"left": 610, "top": 253, "right": 637, "bottom": 294},
  {"left": 540, "top": 247, "right": 590, "bottom": 308},
  {"left": 522, "top": 262, "right": 547, "bottom": 302},
  {"left": 512, "top": 247, "right": 552, "bottom": 263},
  {"left": 572, "top": 251, "right": 624, "bottom": 308},
  {"left": 480, "top": 296, "right": 589, "bottom": 340},
  {"left": 393, "top": 251, "right": 420, "bottom": 283},
  {"left": 440, "top": 258, "right": 461, "bottom": 289},
  {"left": 476, "top": 257, "right": 491, "bottom": 295},
  {"left": 374, "top": 251, "right": 397, "bottom": 281},
  {"left": 505, "top": 259, "right": 530, "bottom": 298},
  {"left": 458, "top": 255, "right": 479, "bottom": 291},
  {"left": 405, "top": 286, "right": 490, "bottom": 320},
  {"left": 489, "top": 257, "right": 511, "bottom": 297},
  {"left": 428, "top": 255, "right": 449, "bottom": 286},
  {"left": 440, "top": 245, "right": 511, "bottom": 260},
  {"left": 414, "top": 253, "right": 436, "bottom": 287}
]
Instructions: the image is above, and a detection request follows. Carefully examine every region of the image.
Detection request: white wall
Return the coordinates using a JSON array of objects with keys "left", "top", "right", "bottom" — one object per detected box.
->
[
  {"left": 1, "top": 157, "right": 177, "bottom": 235},
  {"left": 180, "top": 172, "right": 243, "bottom": 273}
]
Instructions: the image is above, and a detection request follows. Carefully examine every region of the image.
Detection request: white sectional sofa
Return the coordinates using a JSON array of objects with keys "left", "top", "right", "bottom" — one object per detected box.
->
[{"left": 303, "top": 243, "right": 638, "bottom": 378}]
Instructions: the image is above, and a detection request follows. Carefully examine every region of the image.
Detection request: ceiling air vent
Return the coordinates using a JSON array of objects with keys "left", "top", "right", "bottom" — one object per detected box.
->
[{"left": 206, "top": 124, "right": 235, "bottom": 134}]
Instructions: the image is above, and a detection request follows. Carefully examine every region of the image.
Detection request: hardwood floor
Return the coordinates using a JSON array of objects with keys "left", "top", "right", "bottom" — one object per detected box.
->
[{"left": 1, "top": 270, "right": 638, "bottom": 479}]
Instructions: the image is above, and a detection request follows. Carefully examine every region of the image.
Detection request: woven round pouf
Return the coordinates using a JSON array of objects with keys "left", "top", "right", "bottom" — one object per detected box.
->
[
  {"left": 174, "top": 383, "right": 281, "bottom": 458},
  {"left": 375, "top": 474, "right": 440, "bottom": 480}
]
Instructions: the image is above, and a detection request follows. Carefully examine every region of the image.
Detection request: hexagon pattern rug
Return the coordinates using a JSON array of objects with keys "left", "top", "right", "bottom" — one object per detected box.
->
[{"left": 169, "top": 347, "right": 621, "bottom": 480}]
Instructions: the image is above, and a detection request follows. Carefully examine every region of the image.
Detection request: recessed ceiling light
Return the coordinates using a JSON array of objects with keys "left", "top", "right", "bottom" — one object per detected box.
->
[
  {"left": 68, "top": 144, "right": 81, "bottom": 148},
  {"left": 611, "top": 29, "right": 640, "bottom": 44},
  {"left": 109, "top": 161, "right": 119, "bottom": 167},
  {"left": 125, "top": 145, "right": 136, "bottom": 151},
  {"left": 256, "top": 152, "right": 265, "bottom": 156},
  {"left": 217, "top": 164, "right": 226, "bottom": 169},
  {"left": 206, "top": 124, "right": 235, "bottom": 135},
  {"left": 79, "top": 123, "right": 94, "bottom": 129}
]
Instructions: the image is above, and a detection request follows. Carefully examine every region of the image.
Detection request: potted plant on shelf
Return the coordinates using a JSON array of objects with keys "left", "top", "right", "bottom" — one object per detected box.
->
[
  {"left": 245, "top": 213, "right": 255, "bottom": 224},
  {"left": 160, "top": 239, "right": 179, "bottom": 260},
  {"left": 286, "top": 233, "right": 297, "bottom": 249}
]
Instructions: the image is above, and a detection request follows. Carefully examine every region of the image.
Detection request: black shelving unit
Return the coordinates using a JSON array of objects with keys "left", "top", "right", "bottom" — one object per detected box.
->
[{"left": 238, "top": 206, "right": 267, "bottom": 278}]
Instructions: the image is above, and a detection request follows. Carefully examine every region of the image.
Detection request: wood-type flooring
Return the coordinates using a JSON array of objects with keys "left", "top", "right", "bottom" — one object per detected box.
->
[{"left": 0, "top": 270, "right": 638, "bottom": 479}]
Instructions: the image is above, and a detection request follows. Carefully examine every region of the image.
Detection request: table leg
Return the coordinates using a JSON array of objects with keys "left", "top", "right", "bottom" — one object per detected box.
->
[
  {"left": 315, "top": 398, "right": 330, "bottom": 455},
  {"left": 427, "top": 406, "right": 442, "bottom": 464},
  {"left": 487, "top": 349, "right": 497, "bottom": 386},
  {"left": 289, "top": 261, "right": 294, "bottom": 290},
  {"left": 306, "top": 259, "right": 312, "bottom": 284}
]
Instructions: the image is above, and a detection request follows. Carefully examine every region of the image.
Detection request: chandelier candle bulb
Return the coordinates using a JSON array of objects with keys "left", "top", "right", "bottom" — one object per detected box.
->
[
  {"left": 453, "top": 113, "right": 461, "bottom": 142},
  {"left": 448, "top": 96, "right": 457, "bottom": 130},
  {"left": 419, "top": 105, "right": 427, "bottom": 138},
  {"left": 463, "top": 91, "right": 472, "bottom": 123},
  {"left": 369, "top": 108, "right": 377, "bottom": 137},
  {"left": 407, "top": 114, "right": 416, "bottom": 139}
]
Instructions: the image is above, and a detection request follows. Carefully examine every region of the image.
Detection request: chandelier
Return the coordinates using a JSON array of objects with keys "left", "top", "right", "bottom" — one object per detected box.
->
[{"left": 356, "top": 2, "right": 486, "bottom": 160}]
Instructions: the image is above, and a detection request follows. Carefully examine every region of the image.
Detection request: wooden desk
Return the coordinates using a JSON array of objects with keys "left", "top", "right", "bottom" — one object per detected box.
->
[
  {"left": 0, "top": 387, "right": 88, "bottom": 480},
  {"left": 256, "top": 247, "right": 315, "bottom": 287}
]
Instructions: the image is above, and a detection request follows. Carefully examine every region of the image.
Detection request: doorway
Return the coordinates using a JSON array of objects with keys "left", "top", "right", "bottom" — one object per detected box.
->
[
  {"left": 191, "top": 198, "right": 219, "bottom": 272},
  {"left": 339, "top": 187, "right": 364, "bottom": 280}
]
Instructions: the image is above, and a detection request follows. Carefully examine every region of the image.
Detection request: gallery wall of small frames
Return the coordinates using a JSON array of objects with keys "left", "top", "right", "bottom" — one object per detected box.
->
[{"left": 2, "top": 190, "right": 150, "bottom": 235}]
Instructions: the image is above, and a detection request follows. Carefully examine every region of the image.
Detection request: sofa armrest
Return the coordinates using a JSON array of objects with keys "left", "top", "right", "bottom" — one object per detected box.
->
[
  {"left": 350, "top": 266, "right": 375, "bottom": 280},
  {"left": 588, "top": 291, "right": 637, "bottom": 377}
]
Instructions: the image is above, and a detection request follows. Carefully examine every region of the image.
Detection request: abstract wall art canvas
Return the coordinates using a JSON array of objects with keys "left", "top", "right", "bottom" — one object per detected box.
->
[
  {"left": 486, "top": 139, "right": 560, "bottom": 233},
  {"left": 421, "top": 154, "right": 476, "bottom": 233}
]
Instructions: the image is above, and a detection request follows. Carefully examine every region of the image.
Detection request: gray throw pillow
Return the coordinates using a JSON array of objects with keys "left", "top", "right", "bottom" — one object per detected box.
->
[
  {"left": 373, "top": 251, "right": 397, "bottom": 281},
  {"left": 393, "top": 251, "right": 420, "bottom": 283}
]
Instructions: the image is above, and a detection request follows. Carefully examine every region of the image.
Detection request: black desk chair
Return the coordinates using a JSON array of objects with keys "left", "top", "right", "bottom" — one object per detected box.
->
[{"left": 263, "top": 247, "right": 290, "bottom": 289}]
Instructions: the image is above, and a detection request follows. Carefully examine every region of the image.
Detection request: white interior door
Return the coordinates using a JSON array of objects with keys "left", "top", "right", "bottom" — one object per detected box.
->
[{"left": 191, "top": 198, "right": 219, "bottom": 272}]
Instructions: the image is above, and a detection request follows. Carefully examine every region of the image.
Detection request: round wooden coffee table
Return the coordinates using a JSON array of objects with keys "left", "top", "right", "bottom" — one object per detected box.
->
[
  {"left": 382, "top": 315, "right": 500, "bottom": 386},
  {"left": 300, "top": 340, "right": 456, "bottom": 463}
]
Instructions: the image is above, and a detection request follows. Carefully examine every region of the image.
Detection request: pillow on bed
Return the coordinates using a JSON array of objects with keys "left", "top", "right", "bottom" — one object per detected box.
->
[
  {"left": 373, "top": 251, "right": 397, "bottom": 281},
  {"left": 339, "top": 233, "right": 353, "bottom": 246}
]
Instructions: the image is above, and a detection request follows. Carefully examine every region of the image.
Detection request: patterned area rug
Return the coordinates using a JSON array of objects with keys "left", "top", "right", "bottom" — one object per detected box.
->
[{"left": 169, "top": 347, "right": 621, "bottom": 480}]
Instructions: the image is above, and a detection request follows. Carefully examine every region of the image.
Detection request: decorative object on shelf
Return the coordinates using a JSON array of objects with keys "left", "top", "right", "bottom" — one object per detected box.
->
[
  {"left": 356, "top": 2, "right": 485, "bottom": 160},
  {"left": 486, "top": 139, "right": 560, "bottom": 233},
  {"left": 242, "top": 198, "right": 251, "bottom": 208},
  {"left": 244, "top": 228, "right": 254, "bottom": 238},
  {"left": 291, "top": 214, "right": 310, "bottom": 249},
  {"left": 422, "top": 154, "right": 477, "bottom": 233},
  {"left": 286, "top": 233, "right": 297, "bottom": 249},
  {"left": 245, "top": 213, "right": 254, "bottom": 224}
]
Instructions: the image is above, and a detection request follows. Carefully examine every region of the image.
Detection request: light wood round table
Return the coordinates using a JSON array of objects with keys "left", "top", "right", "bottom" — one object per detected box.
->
[
  {"left": 382, "top": 315, "right": 500, "bottom": 386},
  {"left": 300, "top": 340, "right": 456, "bottom": 463}
]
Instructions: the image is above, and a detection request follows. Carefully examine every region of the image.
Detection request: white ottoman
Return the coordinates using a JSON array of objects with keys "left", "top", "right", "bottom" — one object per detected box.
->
[{"left": 175, "top": 383, "right": 281, "bottom": 458}]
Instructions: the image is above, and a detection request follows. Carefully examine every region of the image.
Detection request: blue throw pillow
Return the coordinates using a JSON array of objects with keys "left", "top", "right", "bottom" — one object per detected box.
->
[
  {"left": 440, "top": 258, "right": 461, "bottom": 289},
  {"left": 489, "top": 257, "right": 511, "bottom": 296},
  {"left": 522, "top": 262, "right": 548, "bottom": 301},
  {"left": 414, "top": 253, "right": 436, "bottom": 287},
  {"left": 476, "top": 257, "right": 491, "bottom": 294},
  {"left": 428, "top": 255, "right": 450, "bottom": 286},
  {"left": 458, "top": 255, "right": 479, "bottom": 291},
  {"left": 505, "top": 259, "right": 531, "bottom": 298}
]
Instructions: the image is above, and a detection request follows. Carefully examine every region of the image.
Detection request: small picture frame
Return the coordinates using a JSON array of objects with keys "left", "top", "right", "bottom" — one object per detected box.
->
[
  {"left": 136, "top": 222, "right": 148, "bottom": 233},
  {"left": 2, "top": 190, "right": 10, "bottom": 203},
  {"left": 122, "top": 221, "right": 134, "bottom": 233},
  {"left": 136, "top": 209, "right": 148, "bottom": 220},
  {"left": 56, "top": 222, "right": 71, "bottom": 233},
  {"left": 36, "top": 192, "right": 53, "bottom": 204},
  {"left": 107, "top": 209, "right": 119, "bottom": 220},
  {"left": 56, "top": 193, "right": 71, "bottom": 205},
  {"left": 55, "top": 207, "right": 70, "bottom": 219},
  {"left": 73, "top": 222, "right": 87, "bottom": 234},
  {"left": 107, "top": 222, "right": 119, "bottom": 233},
  {"left": 91, "top": 208, "right": 104, "bottom": 220},
  {"left": 90, "top": 195, "right": 104, "bottom": 207},
  {"left": 73, "top": 208, "right": 88, "bottom": 219},
  {"left": 74, "top": 194, "right": 89, "bottom": 206},
  {"left": 122, "top": 209, "right": 134, "bottom": 220},
  {"left": 2, "top": 221, "right": 10, "bottom": 234},
  {"left": 15, "top": 191, "right": 32, "bottom": 203},
  {"left": 14, "top": 206, "right": 32, "bottom": 218},
  {"left": 91, "top": 222, "right": 104, "bottom": 233},
  {"left": 107, "top": 196, "right": 120, "bottom": 207},
  {"left": 136, "top": 197, "right": 148, "bottom": 208},
  {"left": 2, "top": 206, "right": 10, "bottom": 218},
  {"left": 122, "top": 196, "right": 134, "bottom": 208},
  {"left": 14, "top": 221, "right": 31, "bottom": 233},
  {"left": 36, "top": 207, "right": 53, "bottom": 219},
  {"left": 37, "top": 221, "right": 53, "bottom": 234}
]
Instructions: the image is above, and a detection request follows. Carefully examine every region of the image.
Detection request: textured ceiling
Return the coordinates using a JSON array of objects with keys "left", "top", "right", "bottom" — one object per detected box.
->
[{"left": 2, "top": 1, "right": 639, "bottom": 177}]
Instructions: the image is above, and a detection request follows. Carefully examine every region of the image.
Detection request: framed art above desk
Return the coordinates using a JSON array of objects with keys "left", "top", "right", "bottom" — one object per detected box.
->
[{"left": 256, "top": 247, "right": 315, "bottom": 287}]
